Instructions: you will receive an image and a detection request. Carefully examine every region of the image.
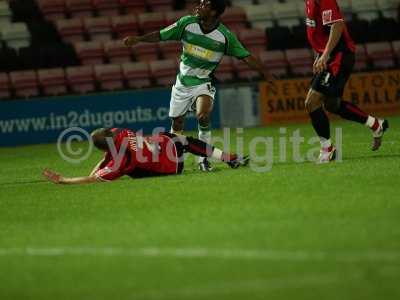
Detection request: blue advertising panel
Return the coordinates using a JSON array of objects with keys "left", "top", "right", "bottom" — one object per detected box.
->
[{"left": 0, "top": 89, "right": 220, "bottom": 146}]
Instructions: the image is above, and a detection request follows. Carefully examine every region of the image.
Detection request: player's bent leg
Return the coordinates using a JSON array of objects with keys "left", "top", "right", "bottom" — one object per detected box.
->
[
  {"left": 196, "top": 94, "right": 214, "bottom": 171},
  {"left": 324, "top": 97, "right": 389, "bottom": 151}
]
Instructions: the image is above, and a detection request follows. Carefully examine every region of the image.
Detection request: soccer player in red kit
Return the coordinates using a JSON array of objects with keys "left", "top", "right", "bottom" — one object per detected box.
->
[
  {"left": 43, "top": 128, "right": 248, "bottom": 184},
  {"left": 304, "top": 0, "right": 389, "bottom": 163}
]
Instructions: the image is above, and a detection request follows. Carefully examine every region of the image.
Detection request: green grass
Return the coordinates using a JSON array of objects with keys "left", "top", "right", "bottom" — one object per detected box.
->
[{"left": 1, "top": 117, "right": 400, "bottom": 300}]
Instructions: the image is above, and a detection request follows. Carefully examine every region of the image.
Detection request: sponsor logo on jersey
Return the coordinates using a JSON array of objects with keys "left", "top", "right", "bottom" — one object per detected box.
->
[{"left": 323, "top": 10, "right": 333, "bottom": 24}]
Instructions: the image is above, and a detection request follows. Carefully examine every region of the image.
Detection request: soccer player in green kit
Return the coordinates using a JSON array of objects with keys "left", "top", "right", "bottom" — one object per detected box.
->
[{"left": 124, "top": 0, "right": 272, "bottom": 171}]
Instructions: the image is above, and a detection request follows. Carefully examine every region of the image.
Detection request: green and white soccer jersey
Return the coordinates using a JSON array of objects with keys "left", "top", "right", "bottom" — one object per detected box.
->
[{"left": 160, "top": 15, "right": 250, "bottom": 117}]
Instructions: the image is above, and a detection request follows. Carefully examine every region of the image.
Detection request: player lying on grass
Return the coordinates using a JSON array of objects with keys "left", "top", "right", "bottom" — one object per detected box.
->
[
  {"left": 43, "top": 128, "right": 249, "bottom": 184},
  {"left": 124, "top": 0, "right": 273, "bottom": 172}
]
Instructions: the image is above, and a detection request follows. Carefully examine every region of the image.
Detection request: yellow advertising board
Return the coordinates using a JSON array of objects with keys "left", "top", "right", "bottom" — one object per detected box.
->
[{"left": 259, "top": 70, "right": 400, "bottom": 125}]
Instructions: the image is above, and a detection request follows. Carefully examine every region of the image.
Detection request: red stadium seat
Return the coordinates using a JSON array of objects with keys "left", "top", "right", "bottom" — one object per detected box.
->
[
  {"left": 285, "top": 48, "right": 313, "bottom": 76},
  {"left": 233, "top": 58, "right": 259, "bottom": 81},
  {"left": 9, "top": 70, "right": 39, "bottom": 98},
  {"left": 354, "top": 44, "right": 368, "bottom": 71},
  {"left": 94, "top": 64, "right": 124, "bottom": 91},
  {"left": 259, "top": 50, "right": 288, "bottom": 78},
  {"left": 150, "top": 59, "right": 178, "bottom": 86},
  {"left": 0, "top": 73, "right": 11, "bottom": 100},
  {"left": 74, "top": 41, "right": 105, "bottom": 65},
  {"left": 214, "top": 56, "right": 234, "bottom": 82},
  {"left": 221, "top": 6, "right": 248, "bottom": 32},
  {"left": 56, "top": 18, "right": 85, "bottom": 43},
  {"left": 66, "top": 0, "right": 94, "bottom": 17},
  {"left": 147, "top": 0, "right": 173, "bottom": 12},
  {"left": 66, "top": 65, "right": 96, "bottom": 94},
  {"left": 37, "top": 68, "right": 67, "bottom": 96},
  {"left": 366, "top": 42, "right": 396, "bottom": 69},
  {"left": 138, "top": 12, "right": 165, "bottom": 34},
  {"left": 159, "top": 41, "right": 181, "bottom": 59},
  {"left": 120, "top": 0, "right": 147, "bottom": 14},
  {"left": 93, "top": 0, "right": 121, "bottom": 16},
  {"left": 238, "top": 29, "right": 267, "bottom": 55},
  {"left": 37, "top": 0, "right": 66, "bottom": 21},
  {"left": 164, "top": 10, "right": 189, "bottom": 25},
  {"left": 122, "top": 62, "right": 152, "bottom": 88},
  {"left": 111, "top": 15, "right": 139, "bottom": 38},
  {"left": 133, "top": 43, "right": 159, "bottom": 61},
  {"left": 104, "top": 40, "right": 133, "bottom": 63},
  {"left": 84, "top": 16, "right": 112, "bottom": 42},
  {"left": 393, "top": 40, "right": 400, "bottom": 63}
]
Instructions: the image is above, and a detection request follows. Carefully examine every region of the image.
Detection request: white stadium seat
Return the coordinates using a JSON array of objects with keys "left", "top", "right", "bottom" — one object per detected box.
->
[
  {"left": 1, "top": 22, "right": 31, "bottom": 50},
  {"left": 351, "top": 0, "right": 380, "bottom": 21}
]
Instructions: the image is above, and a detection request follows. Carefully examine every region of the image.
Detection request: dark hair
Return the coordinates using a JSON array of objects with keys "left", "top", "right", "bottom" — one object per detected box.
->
[
  {"left": 91, "top": 128, "right": 114, "bottom": 151},
  {"left": 210, "top": 0, "right": 226, "bottom": 17}
]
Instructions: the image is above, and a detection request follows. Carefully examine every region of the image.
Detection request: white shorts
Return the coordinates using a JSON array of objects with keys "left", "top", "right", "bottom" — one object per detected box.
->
[{"left": 169, "top": 78, "right": 216, "bottom": 118}]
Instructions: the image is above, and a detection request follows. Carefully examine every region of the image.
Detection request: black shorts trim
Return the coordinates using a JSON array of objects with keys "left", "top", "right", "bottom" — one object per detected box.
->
[{"left": 311, "top": 52, "right": 355, "bottom": 98}]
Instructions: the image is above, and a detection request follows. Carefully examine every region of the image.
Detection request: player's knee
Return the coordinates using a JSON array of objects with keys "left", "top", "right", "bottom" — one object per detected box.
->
[
  {"left": 172, "top": 117, "right": 184, "bottom": 131},
  {"left": 305, "top": 91, "right": 323, "bottom": 113},
  {"left": 196, "top": 111, "right": 210, "bottom": 124},
  {"left": 324, "top": 97, "right": 341, "bottom": 114}
]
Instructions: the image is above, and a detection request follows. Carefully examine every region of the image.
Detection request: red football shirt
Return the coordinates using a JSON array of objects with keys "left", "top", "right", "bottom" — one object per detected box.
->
[
  {"left": 305, "top": 0, "right": 355, "bottom": 54},
  {"left": 95, "top": 129, "right": 180, "bottom": 181}
]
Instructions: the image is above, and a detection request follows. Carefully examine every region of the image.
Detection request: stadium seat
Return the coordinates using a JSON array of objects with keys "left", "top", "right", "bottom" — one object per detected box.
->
[
  {"left": 351, "top": 0, "right": 380, "bottom": 21},
  {"left": 233, "top": 57, "right": 259, "bottom": 81},
  {"left": 369, "top": 18, "right": 399, "bottom": 42},
  {"left": 138, "top": 12, "right": 166, "bottom": 34},
  {"left": 238, "top": 29, "right": 267, "bottom": 55},
  {"left": 84, "top": 16, "right": 112, "bottom": 42},
  {"left": 159, "top": 41, "right": 181, "bottom": 59},
  {"left": 37, "top": 0, "right": 66, "bottom": 21},
  {"left": 214, "top": 56, "right": 234, "bottom": 82},
  {"left": 393, "top": 40, "right": 400, "bottom": 64},
  {"left": 147, "top": 0, "right": 174, "bottom": 12},
  {"left": 272, "top": 1, "right": 301, "bottom": 28},
  {"left": 376, "top": 0, "right": 399, "bottom": 19},
  {"left": 93, "top": 0, "right": 121, "bottom": 16},
  {"left": 266, "top": 26, "right": 292, "bottom": 50},
  {"left": 94, "top": 64, "right": 124, "bottom": 90},
  {"left": 104, "top": 40, "right": 133, "bottom": 63},
  {"left": 133, "top": 43, "right": 160, "bottom": 62},
  {"left": 74, "top": 41, "right": 105, "bottom": 65},
  {"left": 164, "top": 10, "right": 189, "bottom": 25},
  {"left": 0, "top": 73, "right": 11, "bottom": 100},
  {"left": 0, "top": 1, "right": 11, "bottom": 27},
  {"left": 120, "top": 0, "right": 147, "bottom": 14},
  {"left": 366, "top": 42, "right": 396, "bottom": 69},
  {"left": 150, "top": 59, "right": 178, "bottom": 86},
  {"left": 354, "top": 44, "right": 369, "bottom": 71},
  {"left": 122, "top": 62, "right": 152, "bottom": 88},
  {"left": 56, "top": 18, "right": 85, "bottom": 43},
  {"left": 111, "top": 15, "right": 139, "bottom": 38},
  {"left": 37, "top": 68, "right": 68, "bottom": 96},
  {"left": 285, "top": 48, "right": 313, "bottom": 76},
  {"left": 66, "top": 65, "right": 96, "bottom": 93},
  {"left": 9, "top": 70, "right": 39, "bottom": 98},
  {"left": 65, "top": 0, "right": 94, "bottom": 18},
  {"left": 259, "top": 50, "right": 289, "bottom": 78},
  {"left": 1, "top": 23, "right": 31, "bottom": 50},
  {"left": 221, "top": 6, "right": 248, "bottom": 32},
  {"left": 242, "top": 4, "right": 274, "bottom": 29}
]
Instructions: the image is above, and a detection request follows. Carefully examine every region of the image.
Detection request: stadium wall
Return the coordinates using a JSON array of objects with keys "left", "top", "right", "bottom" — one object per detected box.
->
[{"left": 0, "top": 88, "right": 220, "bottom": 147}]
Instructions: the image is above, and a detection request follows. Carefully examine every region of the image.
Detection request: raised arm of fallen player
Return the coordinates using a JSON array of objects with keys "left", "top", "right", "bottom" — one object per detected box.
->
[{"left": 314, "top": 21, "right": 345, "bottom": 74}]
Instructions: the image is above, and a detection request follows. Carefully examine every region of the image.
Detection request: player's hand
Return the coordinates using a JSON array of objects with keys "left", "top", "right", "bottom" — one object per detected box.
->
[
  {"left": 123, "top": 36, "right": 139, "bottom": 47},
  {"left": 314, "top": 53, "right": 329, "bottom": 74},
  {"left": 43, "top": 168, "right": 63, "bottom": 184}
]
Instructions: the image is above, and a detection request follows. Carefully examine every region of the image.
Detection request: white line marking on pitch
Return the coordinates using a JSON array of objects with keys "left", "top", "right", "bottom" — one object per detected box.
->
[{"left": 0, "top": 247, "right": 400, "bottom": 262}]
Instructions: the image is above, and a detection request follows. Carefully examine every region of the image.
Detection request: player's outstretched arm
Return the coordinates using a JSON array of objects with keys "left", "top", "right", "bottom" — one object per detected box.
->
[
  {"left": 243, "top": 55, "right": 275, "bottom": 84},
  {"left": 43, "top": 169, "right": 98, "bottom": 185},
  {"left": 123, "top": 31, "right": 161, "bottom": 47}
]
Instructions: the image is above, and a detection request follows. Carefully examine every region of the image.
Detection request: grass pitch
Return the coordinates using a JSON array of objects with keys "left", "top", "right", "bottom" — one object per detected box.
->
[{"left": 0, "top": 117, "right": 400, "bottom": 300}]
